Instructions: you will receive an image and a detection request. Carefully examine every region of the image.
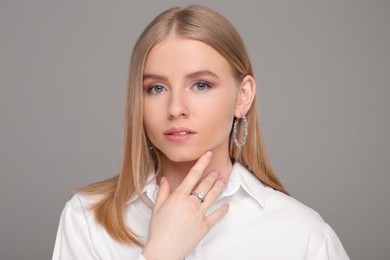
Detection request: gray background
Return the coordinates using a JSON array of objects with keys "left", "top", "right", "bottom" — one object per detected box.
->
[{"left": 0, "top": 0, "right": 389, "bottom": 259}]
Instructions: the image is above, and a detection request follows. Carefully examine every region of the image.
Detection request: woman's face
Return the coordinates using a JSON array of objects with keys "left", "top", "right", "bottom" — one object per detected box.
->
[{"left": 143, "top": 37, "right": 239, "bottom": 163}]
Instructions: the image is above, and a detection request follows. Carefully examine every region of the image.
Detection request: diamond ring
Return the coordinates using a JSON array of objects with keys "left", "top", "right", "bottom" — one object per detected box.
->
[{"left": 190, "top": 191, "right": 205, "bottom": 202}]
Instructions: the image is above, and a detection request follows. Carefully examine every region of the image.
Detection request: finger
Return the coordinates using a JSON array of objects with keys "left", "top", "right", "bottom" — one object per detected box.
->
[
  {"left": 154, "top": 177, "right": 170, "bottom": 210},
  {"left": 190, "top": 170, "right": 219, "bottom": 203},
  {"left": 204, "top": 203, "right": 229, "bottom": 230},
  {"left": 177, "top": 151, "right": 212, "bottom": 194},
  {"left": 201, "top": 176, "right": 227, "bottom": 210}
]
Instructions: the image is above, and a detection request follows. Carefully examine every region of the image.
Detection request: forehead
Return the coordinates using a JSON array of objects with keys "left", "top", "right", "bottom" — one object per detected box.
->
[{"left": 144, "top": 36, "right": 233, "bottom": 77}]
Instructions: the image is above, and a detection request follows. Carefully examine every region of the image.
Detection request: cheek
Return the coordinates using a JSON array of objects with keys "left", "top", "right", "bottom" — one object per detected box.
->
[
  {"left": 143, "top": 102, "right": 161, "bottom": 139},
  {"left": 199, "top": 98, "right": 236, "bottom": 132}
]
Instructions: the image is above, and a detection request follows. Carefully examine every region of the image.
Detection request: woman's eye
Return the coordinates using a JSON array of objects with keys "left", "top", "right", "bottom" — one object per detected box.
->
[
  {"left": 147, "top": 85, "right": 166, "bottom": 94},
  {"left": 193, "top": 82, "right": 210, "bottom": 91}
]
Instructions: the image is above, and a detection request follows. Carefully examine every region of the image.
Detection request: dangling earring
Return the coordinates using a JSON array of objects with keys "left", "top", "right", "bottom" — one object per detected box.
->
[{"left": 233, "top": 114, "right": 248, "bottom": 148}]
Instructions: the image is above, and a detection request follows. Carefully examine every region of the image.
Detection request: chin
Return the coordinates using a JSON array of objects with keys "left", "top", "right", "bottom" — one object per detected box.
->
[
  {"left": 162, "top": 148, "right": 205, "bottom": 163},
  {"left": 165, "top": 153, "right": 200, "bottom": 163}
]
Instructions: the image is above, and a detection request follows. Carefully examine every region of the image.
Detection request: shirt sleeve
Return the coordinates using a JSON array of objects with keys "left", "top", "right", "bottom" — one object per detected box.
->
[
  {"left": 314, "top": 224, "right": 350, "bottom": 260},
  {"left": 53, "top": 195, "right": 147, "bottom": 260},
  {"left": 52, "top": 195, "right": 98, "bottom": 260}
]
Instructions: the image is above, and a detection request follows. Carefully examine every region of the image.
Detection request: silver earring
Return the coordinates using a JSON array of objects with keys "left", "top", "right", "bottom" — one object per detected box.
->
[{"left": 233, "top": 114, "right": 248, "bottom": 148}]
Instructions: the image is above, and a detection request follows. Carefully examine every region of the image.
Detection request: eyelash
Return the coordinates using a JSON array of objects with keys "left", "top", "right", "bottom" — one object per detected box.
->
[
  {"left": 146, "top": 84, "right": 166, "bottom": 94},
  {"left": 145, "top": 81, "right": 213, "bottom": 94},
  {"left": 192, "top": 81, "right": 212, "bottom": 91}
]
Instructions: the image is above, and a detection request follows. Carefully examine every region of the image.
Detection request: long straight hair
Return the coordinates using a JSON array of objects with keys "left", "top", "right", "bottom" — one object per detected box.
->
[{"left": 78, "top": 5, "right": 288, "bottom": 246}]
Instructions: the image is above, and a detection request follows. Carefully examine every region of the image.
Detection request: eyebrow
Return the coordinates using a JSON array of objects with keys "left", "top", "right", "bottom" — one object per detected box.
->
[{"left": 143, "top": 70, "right": 220, "bottom": 81}]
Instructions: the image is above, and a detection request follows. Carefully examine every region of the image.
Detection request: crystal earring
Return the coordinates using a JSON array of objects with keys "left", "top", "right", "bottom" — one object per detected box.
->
[{"left": 233, "top": 114, "right": 248, "bottom": 148}]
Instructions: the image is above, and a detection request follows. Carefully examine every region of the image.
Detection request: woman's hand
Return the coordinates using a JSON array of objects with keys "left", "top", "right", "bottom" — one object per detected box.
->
[{"left": 142, "top": 151, "right": 229, "bottom": 260}]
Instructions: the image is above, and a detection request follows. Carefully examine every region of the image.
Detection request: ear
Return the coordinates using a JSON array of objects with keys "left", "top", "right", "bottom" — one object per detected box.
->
[{"left": 235, "top": 75, "right": 256, "bottom": 117}]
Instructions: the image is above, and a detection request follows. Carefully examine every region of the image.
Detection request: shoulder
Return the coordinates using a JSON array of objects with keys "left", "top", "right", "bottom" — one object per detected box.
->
[
  {"left": 260, "top": 184, "right": 329, "bottom": 238},
  {"left": 265, "top": 186, "right": 324, "bottom": 223},
  {"left": 236, "top": 164, "right": 328, "bottom": 236},
  {"left": 53, "top": 194, "right": 101, "bottom": 259},
  {"left": 264, "top": 189, "right": 349, "bottom": 258},
  {"left": 236, "top": 163, "right": 326, "bottom": 227},
  {"left": 59, "top": 193, "right": 101, "bottom": 226},
  {"left": 231, "top": 163, "right": 328, "bottom": 236},
  {"left": 252, "top": 175, "right": 350, "bottom": 256},
  {"left": 241, "top": 165, "right": 325, "bottom": 225},
  {"left": 64, "top": 193, "right": 97, "bottom": 212},
  {"left": 217, "top": 165, "right": 350, "bottom": 258}
]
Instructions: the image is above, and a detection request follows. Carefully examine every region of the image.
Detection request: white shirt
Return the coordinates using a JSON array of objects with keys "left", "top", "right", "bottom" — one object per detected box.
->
[{"left": 53, "top": 162, "right": 349, "bottom": 259}]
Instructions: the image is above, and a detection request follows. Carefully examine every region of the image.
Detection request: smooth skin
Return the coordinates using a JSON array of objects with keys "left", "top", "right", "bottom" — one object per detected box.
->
[{"left": 142, "top": 36, "right": 256, "bottom": 259}]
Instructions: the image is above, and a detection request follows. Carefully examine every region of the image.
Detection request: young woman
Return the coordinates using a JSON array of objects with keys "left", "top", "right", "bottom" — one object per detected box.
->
[{"left": 53, "top": 5, "right": 349, "bottom": 260}]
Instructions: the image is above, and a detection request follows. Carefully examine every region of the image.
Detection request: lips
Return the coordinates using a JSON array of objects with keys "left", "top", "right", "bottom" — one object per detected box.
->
[
  {"left": 164, "top": 127, "right": 196, "bottom": 142},
  {"left": 170, "top": 131, "right": 192, "bottom": 135}
]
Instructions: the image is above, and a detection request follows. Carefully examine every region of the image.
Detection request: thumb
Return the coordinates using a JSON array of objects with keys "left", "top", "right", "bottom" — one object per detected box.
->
[{"left": 154, "top": 177, "right": 170, "bottom": 210}]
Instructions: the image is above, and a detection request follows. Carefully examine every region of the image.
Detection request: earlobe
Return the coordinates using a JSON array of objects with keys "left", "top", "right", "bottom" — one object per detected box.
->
[{"left": 235, "top": 75, "right": 256, "bottom": 117}]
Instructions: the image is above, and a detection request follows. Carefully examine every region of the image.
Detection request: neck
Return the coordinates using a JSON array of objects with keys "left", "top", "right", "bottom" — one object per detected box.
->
[{"left": 158, "top": 151, "right": 233, "bottom": 192}]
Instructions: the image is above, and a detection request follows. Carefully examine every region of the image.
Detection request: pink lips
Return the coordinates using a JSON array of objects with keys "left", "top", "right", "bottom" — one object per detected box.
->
[{"left": 163, "top": 127, "right": 196, "bottom": 142}]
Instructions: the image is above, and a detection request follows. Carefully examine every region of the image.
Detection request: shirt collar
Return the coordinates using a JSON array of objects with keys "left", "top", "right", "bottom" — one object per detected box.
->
[
  {"left": 129, "top": 161, "right": 266, "bottom": 207},
  {"left": 129, "top": 173, "right": 159, "bottom": 204},
  {"left": 221, "top": 161, "right": 265, "bottom": 208}
]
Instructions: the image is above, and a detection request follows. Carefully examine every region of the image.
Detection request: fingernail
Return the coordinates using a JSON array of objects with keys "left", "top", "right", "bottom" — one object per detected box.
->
[{"left": 205, "top": 151, "right": 212, "bottom": 159}]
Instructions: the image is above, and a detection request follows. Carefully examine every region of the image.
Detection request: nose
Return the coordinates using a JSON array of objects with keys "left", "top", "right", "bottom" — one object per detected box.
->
[{"left": 167, "top": 89, "right": 189, "bottom": 119}]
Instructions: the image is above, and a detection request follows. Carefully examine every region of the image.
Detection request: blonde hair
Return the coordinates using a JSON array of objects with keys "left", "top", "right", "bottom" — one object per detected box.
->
[{"left": 78, "top": 5, "right": 288, "bottom": 246}]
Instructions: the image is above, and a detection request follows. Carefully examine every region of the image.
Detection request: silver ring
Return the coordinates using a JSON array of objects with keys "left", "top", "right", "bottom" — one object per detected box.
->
[{"left": 190, "top": 191, "right": 205, "bottom": 202}]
